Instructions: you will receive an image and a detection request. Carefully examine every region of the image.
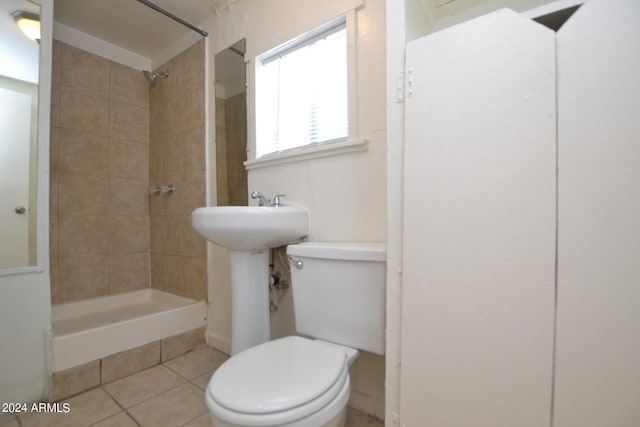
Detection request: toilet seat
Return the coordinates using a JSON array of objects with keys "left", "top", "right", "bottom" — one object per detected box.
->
[{"left": 206, "top": 336, "right": 350, "bottom": 426}]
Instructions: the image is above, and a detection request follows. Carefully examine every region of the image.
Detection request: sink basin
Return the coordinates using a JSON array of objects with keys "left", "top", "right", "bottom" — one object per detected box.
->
[{"left": 192, "top": 205, "right": 309, "bottom": 251}]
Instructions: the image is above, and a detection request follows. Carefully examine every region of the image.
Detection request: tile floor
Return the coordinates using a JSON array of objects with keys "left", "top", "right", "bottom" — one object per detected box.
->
[{"left": 1, "top": 347, "right": 383, "bottom": 427}]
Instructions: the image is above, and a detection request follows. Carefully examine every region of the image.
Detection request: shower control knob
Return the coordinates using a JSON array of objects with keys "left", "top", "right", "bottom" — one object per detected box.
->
[{"left": 15, "top": 206, "right": 26, "bottom": 214}]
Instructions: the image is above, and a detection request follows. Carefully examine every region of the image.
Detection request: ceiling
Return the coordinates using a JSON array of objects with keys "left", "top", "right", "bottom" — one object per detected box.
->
[{"left": 54, "top": 0, "right": 222, "bottom": 60}]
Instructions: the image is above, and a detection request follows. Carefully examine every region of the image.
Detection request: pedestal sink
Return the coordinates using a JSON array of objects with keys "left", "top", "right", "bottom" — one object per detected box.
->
[{"left": 192, "top": 204, "right": 308, "bottom": 355}]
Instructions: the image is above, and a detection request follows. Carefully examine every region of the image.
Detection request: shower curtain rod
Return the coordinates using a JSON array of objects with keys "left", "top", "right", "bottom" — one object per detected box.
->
[{"left": 136, "top": 0, "right": 208, "bottom": 37}]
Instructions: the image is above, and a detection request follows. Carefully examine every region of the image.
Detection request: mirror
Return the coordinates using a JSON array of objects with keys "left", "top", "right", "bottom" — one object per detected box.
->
[
  {"left": 215, "top": 39, "right": 248, "bottom": 206},
  {"left": 0, "top": 0, "right": 40, "bottom": 269}
]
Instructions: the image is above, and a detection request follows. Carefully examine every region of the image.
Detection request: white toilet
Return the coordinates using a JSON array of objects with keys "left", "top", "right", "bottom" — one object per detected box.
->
[{"left": 205, "top": 242, "right": 386, "bottom": 427}]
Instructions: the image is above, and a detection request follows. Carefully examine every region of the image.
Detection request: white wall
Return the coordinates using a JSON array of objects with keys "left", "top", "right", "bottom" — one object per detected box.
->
[{"left": 204, "top": 0, "right": 387, "bottom": 418}]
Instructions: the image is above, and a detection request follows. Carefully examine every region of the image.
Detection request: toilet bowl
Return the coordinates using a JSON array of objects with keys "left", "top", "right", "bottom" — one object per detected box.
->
[
  {"left": 205, "top": 242, "right": 386, "bottom": 427},
  {"left": 206, "top": 336, "right": 358, "bottom": 427}
]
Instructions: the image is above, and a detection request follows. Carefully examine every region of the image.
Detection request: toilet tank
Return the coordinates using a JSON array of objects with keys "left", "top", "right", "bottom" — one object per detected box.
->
[{"left": 286, "top": 242, "right": 386, "bottom": 355}]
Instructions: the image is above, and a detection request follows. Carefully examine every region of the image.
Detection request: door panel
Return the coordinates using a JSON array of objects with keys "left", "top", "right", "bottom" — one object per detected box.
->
[
  {"left": 555, "top": 0, "right": 640, "bottom": 425},
  {"left": 401, "top": 9, "right": 556, "bottom": 426}
]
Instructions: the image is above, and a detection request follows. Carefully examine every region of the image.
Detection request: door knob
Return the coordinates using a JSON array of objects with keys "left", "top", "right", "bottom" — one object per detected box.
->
[{"left": 15, "top": 206, "right": 26, "bottom": 214}]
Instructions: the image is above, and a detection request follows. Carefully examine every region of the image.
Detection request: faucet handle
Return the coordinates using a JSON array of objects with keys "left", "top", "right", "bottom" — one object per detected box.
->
[{"left": 272, "top": 194, "right": 286, "bottom": 207}]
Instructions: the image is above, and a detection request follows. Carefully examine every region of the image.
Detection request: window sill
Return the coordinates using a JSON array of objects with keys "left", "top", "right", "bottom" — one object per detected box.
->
[{"left": 244, "top": 138, "right": 369, "bottom": 170}]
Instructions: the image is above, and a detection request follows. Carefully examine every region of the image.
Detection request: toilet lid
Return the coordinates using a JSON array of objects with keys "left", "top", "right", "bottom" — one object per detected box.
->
[{"left": 208, "top": 336, "right": 347, "bottom": 415}]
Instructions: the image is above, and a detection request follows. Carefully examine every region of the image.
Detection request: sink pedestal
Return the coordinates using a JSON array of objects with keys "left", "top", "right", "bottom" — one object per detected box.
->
[
  {"left": 229, "top": 250, "right": 271, "bottom": 355},
  {"left": 191, "top": 204, "right": 308, "bottom": 355}
]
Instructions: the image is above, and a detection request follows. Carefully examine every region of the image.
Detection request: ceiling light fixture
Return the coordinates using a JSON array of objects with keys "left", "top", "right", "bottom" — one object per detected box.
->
[{"left": 11, "top": 10, "right": 41, "bottom": 42}]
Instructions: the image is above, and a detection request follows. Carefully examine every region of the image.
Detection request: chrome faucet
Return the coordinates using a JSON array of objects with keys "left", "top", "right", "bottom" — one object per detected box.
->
[
  {"left": 250, "top": 191, "right": 286, "bottom": 207},
  {"left": 272, "top": 194, "right": 286, "bottom": 207},
  {"left": 250, "top": 191, "right": 270, "bottom": 206}
]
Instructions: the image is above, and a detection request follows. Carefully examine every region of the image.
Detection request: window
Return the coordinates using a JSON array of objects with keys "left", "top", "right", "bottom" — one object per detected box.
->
[{"left": 255, "top": 17, "right": 348, "bottom": 159}]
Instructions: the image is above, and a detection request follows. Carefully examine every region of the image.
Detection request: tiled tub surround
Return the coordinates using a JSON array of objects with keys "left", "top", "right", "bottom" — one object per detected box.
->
[
  {"left": 50, "top": 39, "right": 208, "bottom": 304},
  {"left": 149, "top": 40, "right": 207, "bottom": 300},
  {"left": 1, "top": 346, "right": 382, "bottom": 427},
  {"left": 50, "top": 41, "right": 152, "bottom": 304}
]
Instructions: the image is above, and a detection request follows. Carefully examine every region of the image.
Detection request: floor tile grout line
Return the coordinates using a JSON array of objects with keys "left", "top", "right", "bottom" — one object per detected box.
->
[{"left": 99, "top": 384, "right": 144, "bottom": 427}]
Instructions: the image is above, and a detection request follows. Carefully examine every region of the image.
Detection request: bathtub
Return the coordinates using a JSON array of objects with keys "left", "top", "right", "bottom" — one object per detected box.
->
[{"left": 51, "top": 289, "right": 207, "bottom": 372}]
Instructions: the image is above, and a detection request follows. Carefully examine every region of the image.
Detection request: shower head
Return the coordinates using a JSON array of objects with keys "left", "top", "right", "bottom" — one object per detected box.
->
[{"left": 143, "top": 70, "right": 169, "bottom": 87}]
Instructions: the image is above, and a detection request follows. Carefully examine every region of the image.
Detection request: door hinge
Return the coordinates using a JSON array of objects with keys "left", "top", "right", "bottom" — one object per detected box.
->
[{"left": 395, "top": 68, "right": 414, "bottom": 103}]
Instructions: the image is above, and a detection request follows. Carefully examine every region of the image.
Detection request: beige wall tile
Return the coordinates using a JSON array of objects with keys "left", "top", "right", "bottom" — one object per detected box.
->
[
  {"left": 49, "top": 126, "right": 59, "bottom": 172},
  {"left": 58, "top": 173, "right": 109, "bottom": 215},
  {"left": 163, "top": 130, "right": 183, "bottom": 175},
  {"left": 164, "top": 217, "right": 182, "bottom": 255},
  {"left": 58, "top": 129, "right": 109, "bottom": 176},
  {"left": 49, "top": 171, "right": 58, "bottom": 216},
  {"left": 161, "top": 327, "right": 206, "bottom": 362},
  {"left": 59, "top": 255, "right": 108, "bottom": 302},
  {"left": 109, "top": 253, "right": 150, "bottom": 294},
  {"left": 109, "top": 216, "right": 149, "bottom": 254},
  {"left": 49, "top": 216, "right": 59, "bottom": 305},
  {"left": 102, "top": 341, "right": 161, "bottom": 384},
  {"left": 149, "top": 187, "right": 163, "bottom": 216},
  {"left": 184, "top": 258, "right": 207, "bottom": 301},
  {"left": 58, "top": 215, "right": 109, "bottom": 258},
  {"left": 181, "top": 40, "right": 205, "bottom": 92},
  {"left": 61, "top": 44, "right": 111, "bottom": 96},
  {"left": 182, "top": 216, "right": 206, "bottom": 259},
  {"left": 160, "top": 174, "right": 184, "bottom": 216},
  {"left": 51, "top": 40, "right": 62, "bottom": 87},
  {"left": 183, "top": 125, "right": 205, "bottom": 173},
  {"left": 158, "top": 95, "right": 180, "bottom": 134},
  {"left": 150, "top": 252, "right": 164, "bottom": 291},
  {"left": 59, "top": 86, "right": 109, "bottom": 136},
  {"left": 50, "top": 82, "right": 61, "bottom": 128},
  {"left": 110, "top": 100, "right": 149, "bottom": 143},
  {"left": 109, "top": 139, "right": 149, "bottom": 180},
  {"left": 149, "top": 216, "right": 165, "bottom": 253},
  {"left": 178, "top": 87, "right": 205, "bottom": 132},
  {"left": 164, "top": 254, "right": 185, "bottom": 296},
  {"left": 110, "top": 62, "right": 148, "bottom": 108},
  {"left": 183, "top": 170, "right": 206, "bottom": 213},
  {"left": 120, "top": 41, "right": 205, "bottom": 305},
  {"left": 51, "top": 40, "right": 152, "bottom": 304},
  {"left": 50, "top": 360, "right": 100, "bottom": 402},
  {"left": 148, "top": 134, "right": 163, "bottom": 181},
  {"left": 109, "top": 177, "right": 149, "bottom": 216}
]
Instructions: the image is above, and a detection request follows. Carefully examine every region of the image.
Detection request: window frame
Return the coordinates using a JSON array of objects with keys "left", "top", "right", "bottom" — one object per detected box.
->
[{"left": 245, "top": 11, "right": 364, "bottom": 169}]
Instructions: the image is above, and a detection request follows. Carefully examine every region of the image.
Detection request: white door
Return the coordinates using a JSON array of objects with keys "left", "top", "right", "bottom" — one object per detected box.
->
[
  {"left": 554, "top": 0, "right": 640, "bottom": 425},
  {"left": 401, "top": 9, "right": 557, "bottom": 426},
  {"left": 0, "top": 86, "right": 33, "bottom": 268}
]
